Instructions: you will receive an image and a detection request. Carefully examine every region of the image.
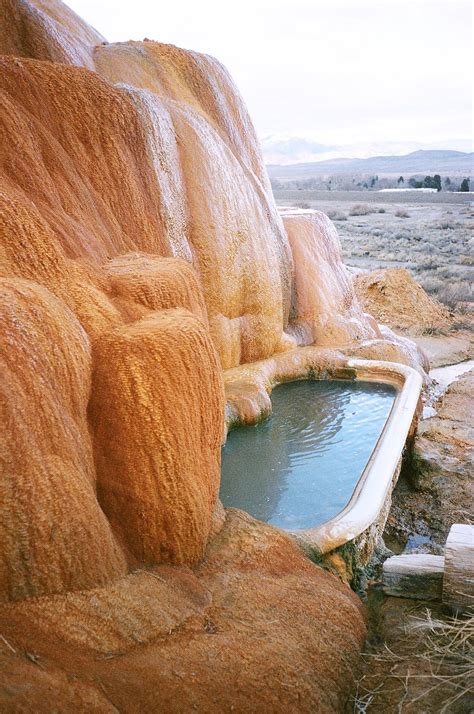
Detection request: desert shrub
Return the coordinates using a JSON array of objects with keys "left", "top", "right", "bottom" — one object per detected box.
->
[
  {"left": 349, "top": 204, "right": 373, "bottom": 216},
  {"left": 395, "top": 209, "right": 410, "bottom": 218},
  {"left": 422, "top": 276, "right": 444, "bottom": 294},
  {"left": 438, "top": 282, "right": 473, "bottom": 309},
  {"left": 295, "top": 201, "right": 310, "bottom": 209},
  {"left": 433, "top": 220, "right": 455, "bottom": 230},
  {"left": 452, "top": 319, "right": 472, "bottom": 329},
  {"left": 421, "top": 324, "right": 448, "bottom": 336},
  {"left": 327, "top": 210, "right": 347, "bottom": 221},
  {"left": 377, "top": 207, "right": 386, "bottom": 213}
]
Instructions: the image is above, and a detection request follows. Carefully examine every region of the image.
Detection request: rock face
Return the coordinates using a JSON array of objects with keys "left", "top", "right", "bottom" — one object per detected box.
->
[
  {"left": 0, "top": 53, "right": 228, "bottom": 582},
  {"left": 412, "top": 369, "right": 474, "bottom": 536},
  {"left": 0, "top": 0, "right": 105, "bottom": 68},
  {"left": 0, "top": 511, "right": 366, "bottom": 713},
  {"left": 354, "top": 268, "right": 451, "bottom": 335},
  {"left": 282, "top": 209, "right": 379, "bottom": 346},
  {"left": 0, "top": 0, "right": 433, "bottom": 708},
  {"left": 386, "top": 368, "right": 474, "bottom": 548},
  {"left": 0, "top": 279, "right": 127, "bottom": 602},
  {"left": 89, "top": 309, "right": 224, "bottom": 567}
]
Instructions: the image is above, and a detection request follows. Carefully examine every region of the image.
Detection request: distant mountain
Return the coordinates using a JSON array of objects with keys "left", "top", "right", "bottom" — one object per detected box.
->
[
  {"left": 260, "top": 135, "right": 473, "bottom": 166},
  {"left": 267, "top": 150, "right": 473, "bottom": 179}
]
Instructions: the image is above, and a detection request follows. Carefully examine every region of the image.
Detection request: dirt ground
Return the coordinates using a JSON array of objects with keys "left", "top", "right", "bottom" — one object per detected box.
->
[
  {"left": 273, "top": 190, "right": 473, "bottom": 310},
  {"left": 350, "top": 364, "right": 474, "bottom": 714}
]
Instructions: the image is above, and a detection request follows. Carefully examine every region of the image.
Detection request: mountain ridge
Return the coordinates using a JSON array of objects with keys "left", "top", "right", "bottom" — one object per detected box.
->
[{"left": 267, "top": 149, "right": 473, "bottom": 178}]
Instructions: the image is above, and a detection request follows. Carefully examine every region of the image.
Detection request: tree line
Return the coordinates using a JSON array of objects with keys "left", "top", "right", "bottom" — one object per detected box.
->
[{"left": 270, "top": 174, "right": 471, "bottom": 192}]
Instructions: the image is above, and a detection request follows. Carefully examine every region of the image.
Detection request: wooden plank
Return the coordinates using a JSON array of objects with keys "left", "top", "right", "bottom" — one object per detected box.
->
[
  {"left": 383, "top": 554, "right": 444, "bottom": 600},
  {"left": 442, "top": 524, "right": 474, "bottom": 613}
]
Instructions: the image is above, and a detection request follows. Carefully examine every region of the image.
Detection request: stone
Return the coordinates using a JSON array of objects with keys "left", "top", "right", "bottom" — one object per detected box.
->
[
  {"left": 411, "top": 334, "right": 473, "bottom": 368},
  {"left": 0, "top": 511, "right": 367, "bottom": 713},
  {"left": 89, "top": 309, "right": 224, "bottom": 567},
  {"left": 283, "top": 209, "right": 379, "bottom": 346},
  {"left": 0, "top": 279, "right": 127, "bottom": 602}
]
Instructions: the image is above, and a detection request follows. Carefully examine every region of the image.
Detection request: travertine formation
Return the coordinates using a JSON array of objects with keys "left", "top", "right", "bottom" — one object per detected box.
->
[
  {"left": 282, "top": 209, "right": 380, "bottom": 345},
  {"left": 0, "top": 0, "right": 104, "bottom": 68},
  {"left": 0, "top": 48, "right": 228, "bottom": 591},
  {"left": 0, "top": 511, "right": 366, "bottom": 712},
  {"left": 0, "top": 0, "right": 429, "bottom": 709},
  {"left": 0, "top": 278, "right": 127, "bottom": 602},
  {"left": 89, "top": 309, "right": 223, "bottom": 566}
]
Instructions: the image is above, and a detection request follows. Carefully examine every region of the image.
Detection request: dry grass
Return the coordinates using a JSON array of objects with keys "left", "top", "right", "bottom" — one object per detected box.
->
[{"left": 353, "top": 610, "right": 474, "bottom": 713}]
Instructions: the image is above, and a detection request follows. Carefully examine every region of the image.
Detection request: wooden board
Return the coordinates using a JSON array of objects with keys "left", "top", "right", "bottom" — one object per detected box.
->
[
  {"left": 442, "top": 523, "right": 474, "bottom": 613},
  {"left": 383, "top": 554, "right": 444, "bottom": 600}
]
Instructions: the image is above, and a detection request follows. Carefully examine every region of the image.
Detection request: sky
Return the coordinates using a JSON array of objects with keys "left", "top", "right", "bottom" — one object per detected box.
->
[{"left": 68, "top": 0, "right": 472, "bottom": 149}]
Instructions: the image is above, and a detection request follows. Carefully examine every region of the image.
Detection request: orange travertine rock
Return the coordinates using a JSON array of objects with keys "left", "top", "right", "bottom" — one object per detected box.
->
[
  {"left": 0, "top": 57, "right": 173, "bottom": 264},
  {"left": 0, "top": 0, "right": 105, "bottom": 68},
  {"left": 106, "top": 253, "right": 209, "bottom": 325},
  {"left": 283, "top": 209, "right": 379, "bottom": 346},
  {"left": 93, "top": 40, "right": 273, "bottom": 192},
  {"left": 0, "top": 278, "right": 127, "bottom": 602},
  {"left": 94, "top": 41, "right": 294, "bottom": 364},
  {"left": 121, "top": 84, "right": 293, "bottom": 366},
  {"left": 0, "top": 55, "right": 294, "bottom": 367},
  {"left": 0, "top": 511, "right": 366, "bottom": 713},
  {"left": 89, "top": 309, "right": 224, "bottom": 566}
]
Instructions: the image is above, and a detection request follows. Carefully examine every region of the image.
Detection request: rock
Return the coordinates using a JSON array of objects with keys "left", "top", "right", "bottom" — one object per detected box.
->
[
  {"left": 386, "top": 369, "right": 474, "bottom": 548},
  {"left": 0, "top": 279, "right": 127, "bottom": 602},
  {"left": 89, "top": 309, "right": 224, "bottom": 567},
  {"left": 413, "top": 370, "right": 473, "bottom": 507},
  {"left": 0, "top": 54, "right": 292, "bottom": 368},
  {"left": 0, "top": 0, "right": 105, "bottom": 69},
  {"left": 411, "top": 334, "right": 473, "bottom": 368},
  {"left": 346, "top": 325, "right": 429, "bottom": 377},
  {"left": 383, "top": 554, "right": 444, "bottom": 600},
  {"left": 283, "top": 210, "right": 379, "bottom": 346},
  {"left": 0, "top": 511, "right": 367, "bottom": 713},
  {"left": 106, "top": 253, "right": 209, "bottom": 325}
]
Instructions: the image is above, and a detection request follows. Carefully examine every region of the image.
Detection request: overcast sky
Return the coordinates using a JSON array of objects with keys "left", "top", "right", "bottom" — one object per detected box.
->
[{"left": 68, "top": 0, "right": 472, "bottom": 147}]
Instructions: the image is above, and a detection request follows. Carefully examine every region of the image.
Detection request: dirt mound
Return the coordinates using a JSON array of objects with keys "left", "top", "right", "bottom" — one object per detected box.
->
[{"left": 354, "top": 268, "right": 451, "bottom": 334}]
